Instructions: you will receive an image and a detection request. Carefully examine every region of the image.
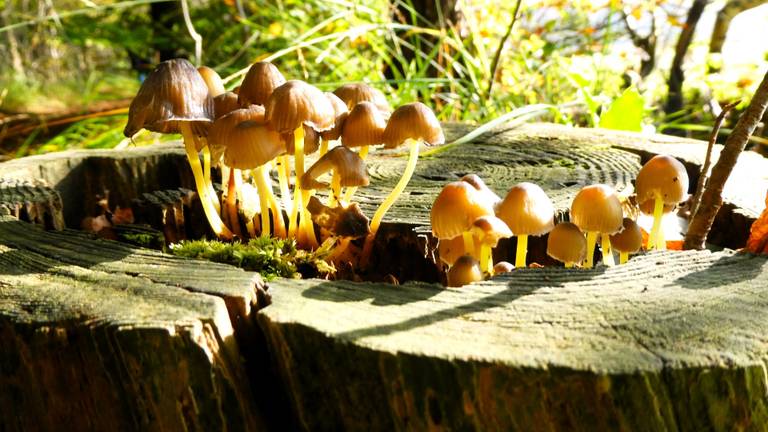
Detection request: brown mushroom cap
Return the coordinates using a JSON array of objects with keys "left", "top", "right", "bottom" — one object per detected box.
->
[
  {"left": 124, "top": 58, "right": 214, "bottom": 138},
  {"left": 493, "top": 261, "right": 514, "bottom": 274},
  {"left": 332, "top": 83, "right": 390, "bottom": 112},
  {"left": 546, "top": 222, "right": 587, "bottom": 265},
  {"left": 471, "top": 215, "right": 512, "bottom": 247},
  {"left": 238, "top": 61, "right": 286, "bottom": 107},
  {"left": 300, "top": 146, "right": 369, "bottom": 190},
  {"left": 437, "top": 235, "right": 467, "bottom": 267},
  {"left": 341, "top": 101, "right": 386, "bottom": 148},
  {"left": 213, "top": 91, "right": 241, "bottom": 119},
  {"left": 382, "top": 102, "right": 445, "bottom": 149},
  {"left": 635, "top": 154, "right": 689, "bottom": 206},
  {"left": 282, "top": 125, "right": 321, "bottom": 155},
  {"left": 447, "top": 255, "right": 483, "bottom": 287},
  {"left": 320, "top": 92, "right": 350, "bottom": 141},
  {"left": 461, "top": 174, "right": 501, "bottom": 208},
  {"left": 265, "top": 80, "right": 335, "bottom": 134},
  {"left": 495, "top": 182, "right": 555, "bottom": 236},
  {"left": 197, "top": 66, "right": 226, "bottom": 97},
  {"left": 609, "top": 218, "right": 643, "bottom": 253},
  {"left": 208, "top": 106, "right": 284, "bottom": 169},
  {"left": 570, "top": 184, "right": 624, "bottom": 234},
  {"left": 431, "top": 181, "right": 495, "bottom": 240}
]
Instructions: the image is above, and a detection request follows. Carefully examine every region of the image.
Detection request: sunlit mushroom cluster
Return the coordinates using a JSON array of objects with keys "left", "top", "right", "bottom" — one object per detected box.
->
[
  {"left": 433, "top": 154, "right": 689, "bottom": 286},
  {"left": 123, "top": 58, "right": 443, "bottom": 268}
]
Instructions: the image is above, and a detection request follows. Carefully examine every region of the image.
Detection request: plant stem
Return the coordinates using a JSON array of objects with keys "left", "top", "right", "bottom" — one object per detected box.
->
[
  {"left": 180, "top": 0, "right": 202, "bottom": 66},
  {"left": 485, "top": 0, "right": 523, "bottom": 104}
]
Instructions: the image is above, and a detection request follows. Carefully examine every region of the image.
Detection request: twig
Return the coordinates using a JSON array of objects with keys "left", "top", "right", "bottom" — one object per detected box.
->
[
  {"left": 683, "top": 69, "right": 768, "bottom": 250},
  {"left": 180, "top": 0, "right": 202, "bottom": 66},
  {"left": 484, "top": 0, "right": 523, "bottom": 102},
  {"left": 688, "top": 100, "right": 739, "bottom": 218}
]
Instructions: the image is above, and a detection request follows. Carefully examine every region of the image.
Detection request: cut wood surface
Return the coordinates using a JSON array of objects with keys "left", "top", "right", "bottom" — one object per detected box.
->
[
  {"left": 1, "top": 122, "right": 768, "bottom": 431},
  {"left": 0, "top": 178, "right": 64, "bottom": 230}
]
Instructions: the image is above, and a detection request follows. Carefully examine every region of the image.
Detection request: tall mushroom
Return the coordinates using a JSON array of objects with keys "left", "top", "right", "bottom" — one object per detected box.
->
[
  {"left": 570, "top": 184, "right": 624, "bottom": 268},
  {"left": 362, "top": 102, "right": 444, "bottom": 262},
  {"left": 123, "top": 58, "right": 232, "bottom": 239},
  {"left": 339, "top": 101, "right": 386, "bottom": 205},
  {"left": 635, "top": 155, "right": 689, "bottom": 250},
  {"left": 495, "top": 182, "right": 555, "bottom": 268}
]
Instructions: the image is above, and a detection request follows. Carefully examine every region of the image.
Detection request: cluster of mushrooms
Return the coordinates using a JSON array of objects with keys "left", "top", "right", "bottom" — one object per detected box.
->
[
  {"left": 432, "top": 154, "right": 689, "bottom": 287},
  {"left": 124, "top": 58, "right": 444, "bottom": 267}
]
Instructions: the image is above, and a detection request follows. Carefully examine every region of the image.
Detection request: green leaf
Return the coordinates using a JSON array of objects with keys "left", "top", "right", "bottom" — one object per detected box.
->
[{"left": 599, "top": 87, "right": 645, "bottom": 132}]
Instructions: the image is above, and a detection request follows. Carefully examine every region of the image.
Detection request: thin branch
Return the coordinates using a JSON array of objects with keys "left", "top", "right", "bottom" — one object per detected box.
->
[
  {"left": 683, "top": 69, "right": 768, "bottom": 250},
  {"left": 179, "top": 0, "right": 202, "bottom": 66},
  {"left": 688, "top": 100, "right": 739, "bottom": 219},
  {"left": 485, "top": 0, "right": 523, "bottom": 102}
]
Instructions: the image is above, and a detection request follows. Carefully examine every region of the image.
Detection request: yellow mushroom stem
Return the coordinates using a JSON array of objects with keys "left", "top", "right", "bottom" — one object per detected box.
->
[
  {"left": 648, "top": 191, "right": 664, "bottom": 250},
  {"left": 319, "top": 139, "right": 329, "bottom": 157},
  {"left": 462, "top": 231, "right": 475, "bottom": 256},
  {"left": 341, "top": 145, "right": 369, "bottom": 204},
  {"left": 276, "top": 155, "right": 293, "bottom": 216},
  {"left": 201, "top": 145, "right": 221, "bottom": 215},
  {"left": 515, "top": 234, "right": 528, "bottom": 268},
  {"left": 584, "top": 231, "right": 598, "bottom": 268},
  {"left": 287, "top": 127, "right": 318, "bottom": 248},
  {"left": 619, "top": 251, "right": 629, "bottom": 264},
  {"left": 361, "top": 139, "right": 420, "bottom": 263},
  {"left": 180, "top": 123, "right": 232, "bottom": 240},
  {"left": 565, "top": 262, "right": 574, "bottom": 268},
  {"left": 260, "top": 165, "right": 287, "bottom": 238},
  {"left": 225, "top": 168, "right": 243, "bottom": 238},
  {"left": 479, "top": 243, "right": 492, "bottom": 275},
  {"left": 328, "top": 170, "right": 342, "bottom": 207},
  {"left": 601, "top": 234, "right": 614, "bottom": 266},
  {"left": 253, "top": 165, "right": 272, "bottom": 236}
]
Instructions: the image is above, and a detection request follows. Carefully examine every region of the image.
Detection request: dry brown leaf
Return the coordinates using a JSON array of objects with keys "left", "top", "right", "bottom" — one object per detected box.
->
[{"left": 746, "top": 190, "right": 768, "bottom": 255}]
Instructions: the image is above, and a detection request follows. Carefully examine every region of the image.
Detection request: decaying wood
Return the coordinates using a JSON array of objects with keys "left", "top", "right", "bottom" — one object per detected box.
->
[{"left": 0, "top": 178, "right": 64, "bottom": 230}]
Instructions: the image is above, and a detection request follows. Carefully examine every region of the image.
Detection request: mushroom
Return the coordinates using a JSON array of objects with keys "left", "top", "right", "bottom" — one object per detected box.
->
[
  {"left": 300, "top": 146, "right": 369, "bottom": 207},
  {"left": 495, "top": 182, "right": 555, "bottom": 268},
  {"left": 493, "top": 261, "right": 514, "bottom": 274},
  {"left": 635, "top": 155, "right": 689, "bottom": 250},
  {"left": 333, "top": 83, "right": 391, "bottom": 113},
  {"left": 437, "top": 235, "right": 469, "bottom": 268},
  {"left": 238, "top": 61, "right": 286, "bottom": 107},
  {"left": 123, "top": 58, "right": 232, "bottom": 240},
  {"left": 447, "top": 255, "right": 484, "bottom": 287},
  {"left": 197, "top": 66, "right": 226, "bottom": 97},
  {"left": 362, "top": 102, "right": 444, "bottom": 262},
  {"left": 470, "top": 215, "right": 512, "bottom": 275},
  {"left": 570, "top": 184, "right": 624, "bottom": 268},
  {"left": 609, "top": 217, "right": 643, "bottom": 264},
  {"left": 546, "top": 222, "right": 587, "bottom": 268},
  {"left": 208, "top": 106, "right": 287, "bottom": 238},
  {"left": 213, "top": 91, "right": 241, "bottom": 119},
  {"left": 461, "top": 174, "right": 501, "bottom": 209},
  {"left": 339, "top": 101, "right": 386, "bottom": 204},
  {"left": 430, "top": 181, "right": 494, "bottom": 262},
  {"left": 318, "top": 92, "right": 349, "bottom": 157},
  {"left": 265, "top": 80, "right": 335, "bottom": 248}
]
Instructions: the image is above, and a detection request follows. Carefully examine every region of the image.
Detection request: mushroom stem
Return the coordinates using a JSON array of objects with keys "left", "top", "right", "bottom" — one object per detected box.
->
[
  {"left": 620, "top": 251, "right": 629, "bottom": 264},
  {"left": 319, "top": 138, "right": 329, "bottom": 157},
  {"left": 202, "top": 145, "right": 221, "bottom": 215},
  {"left": 361, "top": 139, "right": 419, "bottom": 263},
  {"left": 462, "top": 231, "right": 475, "bottom": 257},
  {"left": 584, "top": 231, "right": 598, "bottom": 268},
  {"left": 226, "top": 168, "right": 243, "bottom": 238},
  {"left": 479, "top": 243, "right": 492, "bottom": 275},
  {"left": 648, "top": 192, "right": 664, "bottom": 250},
  {"left": 261, "top": 165, "right": 287, "bottom": 238},
  {"left": 601, "top": 234, "right": 614, "bottom": 266},
  {"left": 277, "top": 155, "right": 293, "bottom": 216},
  {"left": 341, "top": 145, "right": 369, "bottom": 204},
  {"left": 180, "top": 123, "right": 233, "bottom": 240},
  {"left": 288, "top": 127, "right": 305, "bottom": 238},
  {"left": 254, "top": 165, "right": 272, "bottom": 236},
  {"left": 329, "top": 170, "right": 342, "bottom": 207},
  {"left": 565, "top": 262, "right": 574, "bottom": 268},
  {"left": 514, "top": 234, "right": 528, "bottom": 268}
]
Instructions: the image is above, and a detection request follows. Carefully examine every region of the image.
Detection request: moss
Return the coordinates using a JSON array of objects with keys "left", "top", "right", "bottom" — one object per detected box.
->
[{"left": 170, "top": 237, "right": 335, "bottom": 280}]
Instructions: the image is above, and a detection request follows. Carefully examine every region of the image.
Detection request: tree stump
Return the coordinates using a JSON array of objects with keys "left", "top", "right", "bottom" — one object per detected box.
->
[{"left": 1, "top": 122, "right": 767, "bottom": 431}]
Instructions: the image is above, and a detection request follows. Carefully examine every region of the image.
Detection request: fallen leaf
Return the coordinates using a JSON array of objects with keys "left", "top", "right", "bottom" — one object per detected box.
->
[
  {"left": 665, "top": 240, "right": 683, "bottom": 250},
  {"left": 746, "top": 190, "right": 768, "bottom": 255}
]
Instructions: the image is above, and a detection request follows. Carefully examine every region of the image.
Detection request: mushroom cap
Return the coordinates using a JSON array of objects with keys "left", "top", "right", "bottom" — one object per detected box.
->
[
  {"left": 197, "top": 66, "right": 226, "bottom": 97},
  {"left": 493, "top": 261, "right": 514, "bottom": 274},
  {"left": 265, "top": 80, "right": 335, "bottom": 133},
  {"left": 495, "top": 182, "right": 555, "bottom": 236},
  {"left": 635, "top": 155, "right": 689, "bottom": 205},
  {"left": 282, "top": 125, "right": 321, "bottom": 155},
  {"left": 300, "top": 146, "right": 369, "bottom": 190},
  {"left": 461, "top": 174, "right": 501, "bottom": 208},
  {"left": 431, "top": 181, "right": 495, "bottom": 240},
  {"left": 341, "top": 101, "right": 386, "bottom": 148},
  {"left": 609, "top": 217, "right": 643, "bottom": 253},
  {"left": 546, "top": 222, "right": 587, "bottom": 265},
  {"left": 470, "top": 215, "right": 512, "bottom": 247},
  {"left": 213, "top": 91, "right": 241, "bottom": 119},
  {"left": 238, "top": 61, "right": 286, "bottom": 107},
  {"left": 447, "top": 255, "right": 483, "bottom": 287},
  {"left": 319, "top": 92, "right": 350, "bottom": 141},
  {"left": 382, "top": 102, "right": 445, "bottom": 149},
  {"left": 437, "top": 235, "right": 469, "bottom": 267},
  {"left": 124, "top": 58, "right": 214, "bottom": 138},
  {"left": 208, "top": 106, "right": 284, "bottom": 169},
  {"left": 570, "top": 184, "right": 624, "bottom": 234},
  {"left": 638, "top": 198, "right": 676, "bottom": 215},
  {"left": 333, "top": 83, "right": 391, "bottom": 112}
]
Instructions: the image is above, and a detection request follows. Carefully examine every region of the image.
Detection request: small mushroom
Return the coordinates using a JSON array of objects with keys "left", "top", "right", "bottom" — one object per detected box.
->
[
  {"left": 570, "top": 184, "right": 624, "bottom": 268},
  {"left": 213, "top": 91, "right": 241, "bottom": 119},
  {"left": 470, "top": 215, "right": 512, "bottom": 275},
  {"left": 318, "top": 92, "right": 350, "bottom": 154},
  {"left": 546, "top": 222, "right": 587, "bottom": 268},
  {"left": 333, "top": 83, "right": 391, "bottom": 113},
  {"left": 495, "top": 182, "right": 555, "bottom": 268},
  {"left": 447, "top": 255, "right": 484, "bottom": 287},
  {"left": 197, "top": 66, "right": 226, "bottom": 97},
  {"left": 339, "top": 101, "right": 386, "bottom": 204},
  {"left": 461, "top": 174, "right": 501, "bottom": 209},
  {"left": 431, "top": 181, "right": 495, "bottom": 260},
  {"left": 238, "top": 61, "right": 286, "bottom": 107},
  {"left": 635, "top": 155, "right": 689, "bottom": 251},
  {"left": 609, "top": 218, "right": 643, "bottom": 264},
  {"left": 301, "top": 146, "right": 369, "bottom": 207},
  {"left": 493, "top": 261, "right": 514, "bottom": 274}
]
